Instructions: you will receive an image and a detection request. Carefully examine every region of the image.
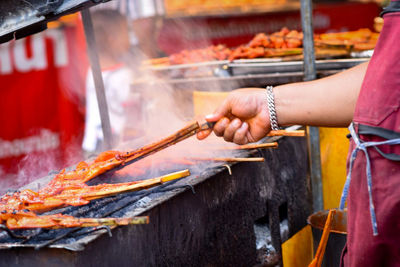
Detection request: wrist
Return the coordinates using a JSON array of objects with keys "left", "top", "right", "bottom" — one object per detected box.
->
[
  {"left": 266, "top": 86, "right": 280, "bottom": 130},
  {"left": 273, "top": 84, "right": 296, "bottom": 126}
]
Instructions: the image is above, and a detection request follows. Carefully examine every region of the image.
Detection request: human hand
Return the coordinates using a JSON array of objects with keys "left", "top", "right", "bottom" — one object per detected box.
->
[{"left": 196, "top": 88, "right": 271, "bottom": 144}]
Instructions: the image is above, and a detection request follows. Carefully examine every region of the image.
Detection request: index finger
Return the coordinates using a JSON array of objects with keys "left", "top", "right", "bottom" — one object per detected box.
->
[{"left": 196, "top": 129, "right": 212, "bottom": 140}]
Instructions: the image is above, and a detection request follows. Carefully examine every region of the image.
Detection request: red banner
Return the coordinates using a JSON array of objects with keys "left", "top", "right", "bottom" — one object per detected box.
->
[{"left": 0, "top": 21, "right": 88, "bottom": 190}]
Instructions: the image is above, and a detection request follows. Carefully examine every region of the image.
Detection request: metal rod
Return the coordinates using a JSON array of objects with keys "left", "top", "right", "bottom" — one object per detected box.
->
[
  {"left": 308, "top": 127, "right": 323, "bottom": 212},
  {"left": 81, "top": 9, "right": 113, "bottom": 150},
  {"left": 300, "top": 0, "right": 323, "bottom": 212},
  {"left": 300, "top": 0, "right": 316, "bottom": 81}
]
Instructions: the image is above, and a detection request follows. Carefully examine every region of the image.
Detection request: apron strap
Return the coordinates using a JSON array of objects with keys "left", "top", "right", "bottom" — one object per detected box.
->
[
  {"left": 358, "top": 124, "right": 400, "bottom": 161},
  {"left": 358, "top": 123, "right": 400, "bottom": 139},
  {"left": 340, "top": 123, "right": 400, "bottom": 236}
]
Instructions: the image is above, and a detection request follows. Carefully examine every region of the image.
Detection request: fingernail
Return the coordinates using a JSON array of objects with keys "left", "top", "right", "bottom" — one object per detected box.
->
[
  {"left": 241, "top": 122, "right": 248, "bottom": 129},
  {"left": 221, "top": 117, "right": 230, "bottom": 125},
  {"left": 205, "top": 114, "right": 215, "bottom": 120},
  {"left": 233, "top": 119, "right": 241, "bottom": 127}
]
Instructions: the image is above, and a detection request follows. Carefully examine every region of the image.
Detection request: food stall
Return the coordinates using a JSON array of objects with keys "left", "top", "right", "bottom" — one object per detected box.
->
[{"left": 0, "top": 0, "right": 383, "bottom": 266}]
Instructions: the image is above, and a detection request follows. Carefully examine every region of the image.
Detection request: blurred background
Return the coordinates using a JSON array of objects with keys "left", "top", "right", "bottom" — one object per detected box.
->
[{"left": 0, "top": 0, "right": 385, "bottom": 213}]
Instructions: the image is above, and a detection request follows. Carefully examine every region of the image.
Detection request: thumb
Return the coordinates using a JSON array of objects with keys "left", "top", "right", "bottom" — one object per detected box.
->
[
  {"left": 198, "top": 99, "right": 231, "bottom": 140},
  {"left": 204, "top": 98, "right": 232, "bottom": 122}
]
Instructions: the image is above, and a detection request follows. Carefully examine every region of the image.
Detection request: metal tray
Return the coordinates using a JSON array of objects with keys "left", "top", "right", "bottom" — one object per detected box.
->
[{"left": 228, "top": 58, "right": 369, "bottom": 76}]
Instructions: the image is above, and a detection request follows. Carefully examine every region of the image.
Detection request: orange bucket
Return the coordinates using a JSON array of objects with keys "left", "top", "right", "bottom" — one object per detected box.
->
[{"left": 307, "top": 209, "right": 347, "bottom": 267}]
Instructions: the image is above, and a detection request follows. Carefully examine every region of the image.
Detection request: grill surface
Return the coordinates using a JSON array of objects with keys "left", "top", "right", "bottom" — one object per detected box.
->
[{"left": 0, "top": 134, "right": 311, "bottom": 266}]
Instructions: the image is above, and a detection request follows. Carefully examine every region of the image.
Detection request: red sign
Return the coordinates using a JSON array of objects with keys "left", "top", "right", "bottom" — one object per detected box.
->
[{"left": 0, "top": 20, "right": 88, "bottom": 191}]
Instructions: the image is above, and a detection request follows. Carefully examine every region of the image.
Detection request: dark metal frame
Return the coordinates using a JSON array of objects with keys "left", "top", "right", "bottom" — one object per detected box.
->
[
  {"left": 300, "top": 0, "right": 324, "bottom": 212},
  {"left": 0, "top": 0, "right": 112, "bottom": 44},
  {"left": 81, "top": 9, "right": 113, "bottom": 149}
]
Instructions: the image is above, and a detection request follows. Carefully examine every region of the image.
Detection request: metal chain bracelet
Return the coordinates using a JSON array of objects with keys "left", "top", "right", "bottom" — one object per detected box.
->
[{"left": 266, "top": 86, "right": 280, "bottom": 130}]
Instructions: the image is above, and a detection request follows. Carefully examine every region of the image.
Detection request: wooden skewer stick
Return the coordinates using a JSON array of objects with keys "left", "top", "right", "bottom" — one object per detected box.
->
[
  {"left": 83, "top": 169, "right": 191, "bottom": 201},
  {"left": 74, "top": 122, "right": 200, "bottom": 183},
  {"left": 6, "top": 215, "right": 150, "bottom": 230},
  {"left": 22, "top": 170, "right": 191, "bottom": 213},
  {"left": 188, "top": 157, "right": 265, "bottom": 162},
  {"left": 221, "top": 142, "right": 278, "bottom": 150},
  {"left": 121, "top": 121, "right": 200, "bottom": 165},
  {"left": 267, "top": 130, "right": 305, "bottom": 137},
  {"left": 62, "top": 216, "right": 150, "bottom": 228},
  {"left": 199, "top": 122, "right": 304, "bottom": 137}
]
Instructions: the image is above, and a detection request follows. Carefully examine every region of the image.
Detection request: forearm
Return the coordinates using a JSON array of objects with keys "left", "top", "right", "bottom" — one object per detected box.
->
[{"left": 274, "top": 61, "right": 368, "bottom": 127}]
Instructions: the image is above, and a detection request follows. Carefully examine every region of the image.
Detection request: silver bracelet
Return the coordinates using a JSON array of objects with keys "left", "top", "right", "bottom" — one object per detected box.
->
[{"left": 266, "top": 86, "right": 279, "bottom": 130}]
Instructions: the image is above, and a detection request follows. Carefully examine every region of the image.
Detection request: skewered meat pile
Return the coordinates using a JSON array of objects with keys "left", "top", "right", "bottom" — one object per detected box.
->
[
  {"left": 229, "top": 28, "right": 303, "bottom": 60},
  {"left": 147, "top": 44, "right": 232, "bottom": 66},
  {"left": 315, "top": 28, "right": 379, "bottom": 51},
  {"left": 0, "top": 122, "right": 205, "bottom": 230},
  {"left": 146, "top": 28, "right": 378, "bottom": 66},
  {"left": 0, "top": 148, "right": 190, "bottom": 229},
  {"left": 169, "top": 44, "right": 232, "bottom": 65}
]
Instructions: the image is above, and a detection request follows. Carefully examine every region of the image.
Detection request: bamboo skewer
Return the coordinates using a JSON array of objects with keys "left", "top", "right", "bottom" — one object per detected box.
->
[
  {"left": 76, "top": 120, "right": 295, "bottom": 183},
  {"left": 267, "top": 130, "right": 305, "bottom": 137},
  {"left": 5, "top": 214, "right": 149, "bottom": 230},
  {"left": 220, "top": 142, "right": 278, "bottom": 150},
  {"left": 51, "top": 216, "right": 150, "bottom": 228},
  {"left": 40, "top": 122, "right": 201, "bottom": 190},
  {"left": 188, "top": 157, "right": 265, "bottom": 162},
  {"left": 83, "top": 169, "right": 191, "bottom": 201},
  {"left": 120, "top": 121, "right": 201, "bottom": 165},
  {"left": 198, "top": 121, "right": 304, "bottom": 137},
  {"left": 122, "top": 122, "right": 300, "bottom": 166},
  {"left": 22, "top": 170, "right": 191, "bottom": 213}
]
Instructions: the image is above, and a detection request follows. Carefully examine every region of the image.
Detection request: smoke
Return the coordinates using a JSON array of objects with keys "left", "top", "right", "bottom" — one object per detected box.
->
[
  {"left": 89, "top": 11, "right": 252, "bottom": 181},
  {"left": 73, "top": 13, "right": 252, "bottom": 182},
  {"left": 4, "top": 10, "right": 254, "bottom": 194}
]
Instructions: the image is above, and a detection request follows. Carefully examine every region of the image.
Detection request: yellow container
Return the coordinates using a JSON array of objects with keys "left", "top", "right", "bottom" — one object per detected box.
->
[
  {"left": 319, "top": 127, "right": 349, "bottom": 210},
  {"left": 282, "top": 225, "right": 314, "bottom": 267},
  {"left": 282, "top": 128, "right": 349, "bottom": 267},
  {"left": 192, "top": 91, "right": 229, "bottom": 118}
]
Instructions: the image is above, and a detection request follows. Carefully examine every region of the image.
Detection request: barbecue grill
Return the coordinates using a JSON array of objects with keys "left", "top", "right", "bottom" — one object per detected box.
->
[{"left": 0, "top": 131, "right": 310, "bottom": 266}]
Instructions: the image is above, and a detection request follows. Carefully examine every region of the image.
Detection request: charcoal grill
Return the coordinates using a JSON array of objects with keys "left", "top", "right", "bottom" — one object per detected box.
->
[{"left": 0, "top": 130, "right": 311, "bottom": 266}]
